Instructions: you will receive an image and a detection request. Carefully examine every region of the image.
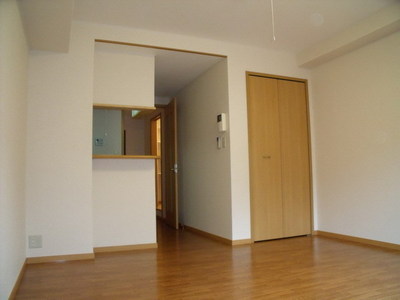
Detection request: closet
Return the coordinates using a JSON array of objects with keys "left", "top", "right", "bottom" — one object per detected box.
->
[{"left": 246, "top": 72, "right": 311, "bottom": 241}]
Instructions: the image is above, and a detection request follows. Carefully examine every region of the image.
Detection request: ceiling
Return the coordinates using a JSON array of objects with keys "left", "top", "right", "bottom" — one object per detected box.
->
[
  {"left": 19, "top": 0, "right": 399, "bottom": 98},
  {"left": 74, "top": 0, "right": 399, "bottom": 97},
  {"left": 73, "top": 0, "right": 397, "bottom": 53}
]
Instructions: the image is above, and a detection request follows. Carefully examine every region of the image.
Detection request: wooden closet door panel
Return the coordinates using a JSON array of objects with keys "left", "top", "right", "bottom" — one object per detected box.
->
[
  {"left": 277, "top": 80, "right": 311, "bottom": 237},
  {"left": 247, "top": 76, "right": 283, "bottom": 241}
]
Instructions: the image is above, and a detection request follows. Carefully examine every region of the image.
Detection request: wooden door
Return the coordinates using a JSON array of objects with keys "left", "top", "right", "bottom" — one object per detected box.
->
[
  {"left": 247, "top": 76, "right": 284, "bottom": 241},
  {"left": 278, "top": 80, "right": 311, "bottom": 237},
  {"left": 164, "top": 99, "right": 179, "bottom": 229},
  {"left": 247, "top": 73, "right": 311, "bottom": 241},
  {"left": 150, "top": 115, "right": 162, "bottom": 211}
]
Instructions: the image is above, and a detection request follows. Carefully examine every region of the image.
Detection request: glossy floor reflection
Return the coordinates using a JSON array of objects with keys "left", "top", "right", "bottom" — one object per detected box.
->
[{"left": 16, "top": 222, "right": 400, "bottom": 299}]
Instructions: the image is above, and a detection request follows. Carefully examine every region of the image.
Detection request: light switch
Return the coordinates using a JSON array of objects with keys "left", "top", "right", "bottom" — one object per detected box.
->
[
  {"left": 217, "top": 137, "right": 222, "bottom": 149},
  {"left": 221, "top": 136, "right": 226, "bottom": 148},
  {"left": 95, "top": 138, "right": 104, "bottom": 146}
]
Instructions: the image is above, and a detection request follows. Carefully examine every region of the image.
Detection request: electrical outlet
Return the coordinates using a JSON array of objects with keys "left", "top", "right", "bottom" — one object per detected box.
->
[{"left": 28, "top": 235, "right": 42, "bottom": 248}]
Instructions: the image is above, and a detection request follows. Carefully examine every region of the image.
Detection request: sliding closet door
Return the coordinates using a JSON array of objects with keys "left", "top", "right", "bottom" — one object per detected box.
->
[
  {"left": 278, "top": 80, "right": 311, "bottom": 237},
  {"left": 247, "top": 76, "right": 283, "bottom": 241}
]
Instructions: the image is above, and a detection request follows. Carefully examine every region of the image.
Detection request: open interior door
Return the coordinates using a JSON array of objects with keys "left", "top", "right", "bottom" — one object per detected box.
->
[{"left": 164, "top": 98, "right": 179, "bottom": 229}]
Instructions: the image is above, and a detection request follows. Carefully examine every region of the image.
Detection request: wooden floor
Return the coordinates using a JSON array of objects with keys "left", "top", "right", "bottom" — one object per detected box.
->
[{"left": 16, "top": 223, "right": 400, "bottom": 299}]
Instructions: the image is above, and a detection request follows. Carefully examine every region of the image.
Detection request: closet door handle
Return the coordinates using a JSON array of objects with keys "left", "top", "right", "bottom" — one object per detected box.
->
[{"left": 262, "top": 155, "right": 271, "bottom": 159}]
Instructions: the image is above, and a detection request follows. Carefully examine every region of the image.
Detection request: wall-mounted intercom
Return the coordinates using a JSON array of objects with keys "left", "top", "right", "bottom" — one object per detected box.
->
[{"left": 217, "top": 113, "right": 227, "bottom": 132}]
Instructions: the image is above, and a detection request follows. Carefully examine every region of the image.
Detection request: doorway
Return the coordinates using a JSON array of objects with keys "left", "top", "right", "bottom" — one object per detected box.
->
[
  {"left": 148, "top": 100, "right": 178, "bottom": 229},
  {"left": 151, "top": 115, "right": 162, "bottom": 212}
]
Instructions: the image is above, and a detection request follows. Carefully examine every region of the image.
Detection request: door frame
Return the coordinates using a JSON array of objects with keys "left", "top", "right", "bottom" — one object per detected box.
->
[
  {"left": 163, "top": 99, "right": 179, "bottom": 229},
  {"left": 150, "top": 114, "right": 163, "bottom": 213},
  {"left": 245, "top": 71, "right": 314, "bottom": 242},
  {"left": 153, "top": 101, "right": 179, "bottom": 229}
]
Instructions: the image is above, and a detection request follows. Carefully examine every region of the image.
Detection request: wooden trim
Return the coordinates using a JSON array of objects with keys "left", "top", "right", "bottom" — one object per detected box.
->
[
  {"left": 8, "top": 259, "right": 27, "bottom": 300},
  {"left": 303, "top": 77, "right": 314, "bottom": 233},
  {"left": 93, "top": 155, "right": 160, "bottom": 159},
  {"left": 150, "top": 115, "right": 159, "bottom": 156},
  {"left": 93, "top": 103, "right": 156, "bottom": 111},
  {"left": 313, "top": 230, "right": 400, "bottom": 251},
  {"left": 185, "top": 225, "right": 231, "bottom": 245},
  {"left": 246, "top": 71, "right": 308, "bottom": 84},
  {"left": 184, "top": 225, "right": 252, "bottom": 246},
  {"left": 232, "top": 239, "right": 253, "bottom": 246},
  {"left": 95, "top": 39, "right": 227, "bottom": 58},
  {"left": 26, "top": 253, "right": 95, "bottom": 264},
  {"left": 94, "top": 243, "right": 158, "bottom": 253},
  {"left": 246, "top": 74, "right": 256, "bottom": 243}
]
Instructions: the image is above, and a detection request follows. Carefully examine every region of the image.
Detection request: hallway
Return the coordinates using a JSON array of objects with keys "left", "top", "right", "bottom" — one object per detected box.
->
[{"left": 16, "top": 223, "right": 400, "bottom": 299}]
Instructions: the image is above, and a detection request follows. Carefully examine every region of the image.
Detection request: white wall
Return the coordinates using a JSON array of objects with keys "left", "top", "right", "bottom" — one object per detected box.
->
[
  {"left": 0, "top": 0, "right": 28, "bottom": 298},
  {"left": 92, "top": 42, "right": 157, "bottom": 248},
  {"left": 310, "top": 31, "right": 400, "bottom": 244},
  {"left": 177, "top": 60, "right": 232, "bottom": 239},
  {"left": 93, "top": 109, "right": 122, "bottom": 155},
  {"left": 81, "top": 22, "right": 310, "bottom": 240},
  {"left": 25, "top": 20, "right": 310, "bottom": 259},
  {"left": 92, "top": 159, "right": 156, "bottom": 247},
  {"left": 25, "top": 22, "right": 94, "bottom": 258},
  {"left": 94, "top": 44, "right": 155, "bottom": 107}
]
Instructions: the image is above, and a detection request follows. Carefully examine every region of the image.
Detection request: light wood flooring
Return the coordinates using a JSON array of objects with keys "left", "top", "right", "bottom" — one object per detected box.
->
[{"left": 16, "top": 223, "right": 400, "bottom": 299}]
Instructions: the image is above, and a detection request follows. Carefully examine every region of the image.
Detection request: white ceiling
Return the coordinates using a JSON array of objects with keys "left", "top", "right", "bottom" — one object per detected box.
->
[
  {"left": 19, "top": 0, "right": 399, "bottom": 98},
  {"left": 73, "top": 0, "right": 397, "bottom": 53},
  {"left": 73, "top": 0, "right": 398, "bottom": 97}
]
